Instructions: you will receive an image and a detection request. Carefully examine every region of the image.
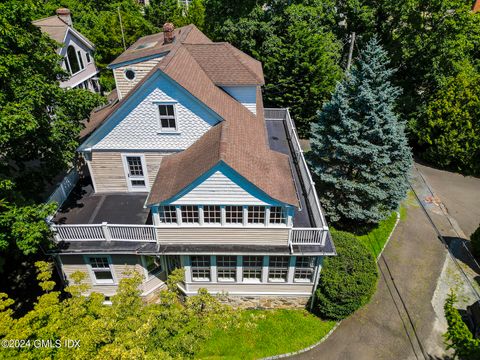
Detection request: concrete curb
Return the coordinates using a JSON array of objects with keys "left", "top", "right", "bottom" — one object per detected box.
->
[
  {"left": 260, "top": 320, "right": 342, "bottom": 360},
  {"left": 261, "top": 211, "right": 402, "bottom": 360}
]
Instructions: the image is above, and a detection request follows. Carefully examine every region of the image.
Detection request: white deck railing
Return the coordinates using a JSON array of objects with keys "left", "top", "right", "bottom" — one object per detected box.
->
[
  {"left": 51, "top": 223, "right": 157, "bottom": 242},
  {"left": 46, "top": 168, "right": 79, "bottom": 210}
]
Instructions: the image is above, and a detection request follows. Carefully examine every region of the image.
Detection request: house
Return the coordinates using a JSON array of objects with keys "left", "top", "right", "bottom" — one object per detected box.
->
[
  {"left": 33, "top": 8, "right": 101, "bottom": 93},
  {"left": 48, "top": 23, "right": 335, "bottom": 308}
]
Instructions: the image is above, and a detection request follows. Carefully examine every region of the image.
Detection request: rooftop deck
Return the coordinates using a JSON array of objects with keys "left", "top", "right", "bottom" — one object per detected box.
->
[{"left": 53, "top": 178, "right": 151, "bottom": 225}]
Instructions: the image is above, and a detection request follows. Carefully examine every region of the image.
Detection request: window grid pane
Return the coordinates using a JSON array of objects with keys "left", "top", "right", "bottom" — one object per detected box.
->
[
  {"left": 89, "top": 257, "right": 109, "bottom": 269},
  {"left": 159, "top": 105, "right": 176, "bottom": 130},
  {"left": 269, "top": 206, "right": 287, "bottom": 224},
  {"left": 248, "top": 206, "right": 265, "bottom": 224},
  {"left": 294, "top": 256, "right": 316, "bottom": 282},
  {"left": 242, "top": 256, "right": 263, "bottom": 280},
  {"left": 268, "top": 256, "right": 289, "bottom": 282},
  {"left": 181, "top": 205, "right": 199, "bottom": 223},
  {"left": 217, "top": 256, "right": 236, "bottom": 281},
  {"left": 203, "top": 205, "right": 221, "bottom": 223},
  {"left": 226, "top": 205, "right": 243, "bottom": 224},
  {"left": 191, "top": 256, "right": 210, "bottom": 281},
  {"left": 127, "top": 156, "right": 143, "bottom": 176},
  {"left": 159, "top": 206, "right": 177, "bottom": 223}
]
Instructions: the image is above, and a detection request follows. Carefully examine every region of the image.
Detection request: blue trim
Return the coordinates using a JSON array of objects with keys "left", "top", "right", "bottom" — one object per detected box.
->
[
  {"left": 151, "top": 161, "right": 287, "bottom": 207},
  {"left": 78, "top": 69, "right": 223, "bottom": 151},
  {"left": 107, "top": 53, "right": 167, "bottom": 69}
]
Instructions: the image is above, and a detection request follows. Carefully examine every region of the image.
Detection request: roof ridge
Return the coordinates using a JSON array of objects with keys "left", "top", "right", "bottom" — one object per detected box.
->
[{"left": 225, "top": 43, "right": 264, "bottom": 84}]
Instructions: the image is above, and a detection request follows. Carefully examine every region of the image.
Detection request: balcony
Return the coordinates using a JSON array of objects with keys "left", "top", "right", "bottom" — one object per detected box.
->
[{"left": 48, "top": 109, "right": 334, "bottom": 256}]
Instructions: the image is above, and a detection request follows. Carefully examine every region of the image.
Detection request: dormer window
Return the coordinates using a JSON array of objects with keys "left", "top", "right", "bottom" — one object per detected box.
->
[
  {"left": 66, "top": 45, "right": 82, "bottom": 74},
  {"left": 158, "top": 104, "right": 177, "bottom": 132}
]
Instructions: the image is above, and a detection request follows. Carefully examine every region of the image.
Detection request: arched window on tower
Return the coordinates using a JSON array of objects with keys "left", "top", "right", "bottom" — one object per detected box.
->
[{"left": 67, "top": 45, "right": 80, "bottom": 74}]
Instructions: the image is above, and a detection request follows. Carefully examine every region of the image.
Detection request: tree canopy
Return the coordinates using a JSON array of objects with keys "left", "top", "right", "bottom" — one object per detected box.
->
[
  {"left": 0, "top": 0, "right": 105, "bottom": 262},
  {"left": 309, "top": 37, "right": 412, "bottom": 227}
]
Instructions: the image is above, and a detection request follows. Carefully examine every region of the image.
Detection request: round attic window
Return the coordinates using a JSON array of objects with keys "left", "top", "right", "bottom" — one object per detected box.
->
[{"left": 124, "top": 69, "right": 136, "bottom": 80}]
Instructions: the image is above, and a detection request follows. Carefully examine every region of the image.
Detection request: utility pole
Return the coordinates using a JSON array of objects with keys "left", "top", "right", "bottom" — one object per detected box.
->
[
  {"left": 346, "top": 32, "right": 356, "bottom": 71},
  {"left": 118, "top": 7, "right": 126, "bottom": 51}
]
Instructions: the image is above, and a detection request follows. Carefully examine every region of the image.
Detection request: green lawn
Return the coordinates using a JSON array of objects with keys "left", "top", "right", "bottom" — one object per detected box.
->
[
  {"left": 356, "top": 211, "right": 399, "bottom": 258},
  {"left": 197, "top": 309, "right": 336, "bottom": 359}
]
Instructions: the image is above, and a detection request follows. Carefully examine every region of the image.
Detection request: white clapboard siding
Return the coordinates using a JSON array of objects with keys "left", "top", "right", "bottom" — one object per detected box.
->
[
  {"left": 171, "top": 170, "right": 269, "bottom": 205},
  {"left": 156, "top": 227, "right": 289, "bottom": 245},
  {"left": 114, "top": 58, "right": 163, "bottom": 99},
  {"left": 222, "top": 86, "right": 257, "bottom": 115},
  {"left": 90, "top": 151, "right": 166, "bottom": 193}
]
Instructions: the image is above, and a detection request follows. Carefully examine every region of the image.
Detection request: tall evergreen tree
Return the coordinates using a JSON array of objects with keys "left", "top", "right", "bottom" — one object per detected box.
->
[{"left": 308, "top": 37, "right": 412, "bottom": 228}]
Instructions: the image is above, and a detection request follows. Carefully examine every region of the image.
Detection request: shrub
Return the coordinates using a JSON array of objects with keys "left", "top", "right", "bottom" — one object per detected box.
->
[
  {"left": 316, "top": 231, "right": 378, "bottom": 320},
  {"left": 444, "top": 291, "right": 480, "bottom": 359},
  {"left": 471, "top": 224, "right": 480, "bottom": 258}
]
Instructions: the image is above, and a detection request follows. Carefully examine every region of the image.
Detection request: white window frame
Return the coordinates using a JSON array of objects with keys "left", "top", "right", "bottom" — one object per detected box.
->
[
  {"left": 190, "top": 255, "right": 211, "bottom": 282},
  {"left": 225, "top": 205, "right": 244, "bottom": 225},
  {"left": 247, "top": 205, "right": 266, "bottom": 225},
  {"left": 65, "top": 45, "right": 85, "bottom": 76},
  {"left": 84, "top": 255, "right": 116, "bottom": 285},
  {"left": 156, "top": 102, "right": 179, "bottom": 133},
  {"left": 294, "top": 256, "right": 316, "bottom": 283},
  {"left": 242, "top": 256, "right": 263, "bottom": 283},
  {"left": 121, "top": 153, "right": 149, "bottom": 192},
  {"left": 216, "top": 256, "right": 237, "bottom": 282},
  {"left": 159, "top": 205, "right": 178, "bottom": 224},
  {"left": 180, "top": 205, "right": 200, "bottom": 224},
  {"left": 268, "top": 256, "right": 289, "bottom": 283}
]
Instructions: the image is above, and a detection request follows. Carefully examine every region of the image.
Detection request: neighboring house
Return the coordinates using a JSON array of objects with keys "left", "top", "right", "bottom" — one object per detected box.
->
[
  {"left": 48, "top": 24, "right": 335, "bottom": 308},
  {"left": 33, "top": 8, "right": 101, "bottom": 93}
]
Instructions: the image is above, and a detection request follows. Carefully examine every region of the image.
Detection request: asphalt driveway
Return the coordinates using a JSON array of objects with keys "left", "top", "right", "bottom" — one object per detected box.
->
[{"left": 291, "top": 164, "right": 480, "bottom": 360}]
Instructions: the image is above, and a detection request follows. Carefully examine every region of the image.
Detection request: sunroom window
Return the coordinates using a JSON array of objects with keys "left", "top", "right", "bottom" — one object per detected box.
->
[
  {"left": 294, "top": 256, "right": 316, "bottom": 282},
  {"left": 242, "top": 256, "right": 263, "bottom": 282},
  {"left": 268, "top": 256, "right": 289, "bottom": 282},
  {"left": 269, "top": 206, "right": 286, "bottom": 224},
  {"left": 225, "top": 205, "right": 243, "bottom": 224},
  {"left": 203, "top": 205, "right": 221, "bottom": 224},
  {"left": 181, "top": 205, "right": 199, "bottom": 223},
  {"left": 217, "top": 256, "right": 237, "bottom": 282},
  {"left": 159, "top": 205, "right": 177, "bottom": 224},
  {"left": 145, "top": 256, "right": 162, "bottom": 277},
  {"left": 191, "top": 256, "right": 210, "bottom": 281},
  {"left": 248, "top": 206, "right": 265, "bottom": 224}
]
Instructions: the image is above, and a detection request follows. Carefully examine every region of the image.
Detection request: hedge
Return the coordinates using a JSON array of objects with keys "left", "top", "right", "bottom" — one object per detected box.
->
[{"left": 316, "top": 231, "right": 378, "bottom": 320}]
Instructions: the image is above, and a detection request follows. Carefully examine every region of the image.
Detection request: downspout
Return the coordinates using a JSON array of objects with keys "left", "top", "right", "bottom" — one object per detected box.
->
[{"left": 309, "top": 256, "right": 323, "bottom": 312}]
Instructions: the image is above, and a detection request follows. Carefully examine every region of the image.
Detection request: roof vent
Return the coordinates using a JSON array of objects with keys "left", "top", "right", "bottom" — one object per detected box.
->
[
  {"left": 163, "top": 23, "right": 175, "bottom": 44},
  {"left": 56, "top": 8, "right": 72, "bottom": 26}
]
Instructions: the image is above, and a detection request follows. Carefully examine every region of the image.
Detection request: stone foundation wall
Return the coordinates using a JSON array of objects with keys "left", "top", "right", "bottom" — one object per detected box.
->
[{"left": 220, "top": 295, "right": 310, "bottom": 309}]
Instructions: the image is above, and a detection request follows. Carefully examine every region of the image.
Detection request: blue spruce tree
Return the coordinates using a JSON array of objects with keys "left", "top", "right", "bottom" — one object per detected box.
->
[{"left": 308, "top": 36, "right": 412, "bottom": 228}]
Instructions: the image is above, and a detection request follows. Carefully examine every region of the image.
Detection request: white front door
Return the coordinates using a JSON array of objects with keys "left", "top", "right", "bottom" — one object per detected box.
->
[{"left": 122, "top": 154, "right": 149, "bottom": 192}]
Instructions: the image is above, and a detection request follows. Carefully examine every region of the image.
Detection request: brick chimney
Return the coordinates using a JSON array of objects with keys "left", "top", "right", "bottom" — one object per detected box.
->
[
  {"left": 56, "top": 8, "right": 72, "bottom": 26},
  {"left": 163, "top": 23, "right": 175, "bottom": 44}
]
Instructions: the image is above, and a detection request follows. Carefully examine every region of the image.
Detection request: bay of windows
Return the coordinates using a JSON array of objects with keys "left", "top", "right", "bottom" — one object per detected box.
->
[
  {"left": 157, "top": 205, "right": 288, "bottom": 226},
  {"left": 187, "top": 255, "right": 316, "bottom": 283}
]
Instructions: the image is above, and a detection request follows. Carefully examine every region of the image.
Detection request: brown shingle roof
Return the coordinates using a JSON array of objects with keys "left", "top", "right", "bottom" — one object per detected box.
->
[
  {"left": 146, "top": 46, "right": 298, "bottom": 206},
  {"left": 83, "top": 25, "right": 298, "bottom": 207},
  {"left": 183, "top": 43, "right": 264, "bottom": 85},
  {"left": 33, "top": 15, "right": 69, "bottom": 43},
  {"left": 108, "top": 24, "right": 211, "bottom": 67}
]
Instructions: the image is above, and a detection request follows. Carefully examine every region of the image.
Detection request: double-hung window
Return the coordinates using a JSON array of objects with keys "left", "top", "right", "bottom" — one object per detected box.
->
[
  {"left": 225, "top": 205, "right": 243, "bottom": 224},
  {"left": 181, "top": 205, "right": 199, "bottom": 223},
  {"left": 242, "top": 256, "right": 263, "bottom": 282},
  {"left": 294, "top": 257, "right": 316, "bottom": 282},
  {"left": 269, "top": 206, "right": 287, "bottom": 224},
  {"left": 203, "top": 205, "right": 221, "bottom": 224},
  {"left": 191, "top": 256, "right": 211, "bottom": 281},
  {"left": 217, "top": 256, "right": 236, "bottom": 282},
  {"left": 88, "top": 256, "right": 114, "bottom": 284},
  {"left": 248, "top": 206, "right": 265, "bottom": 224},
  {"left": 268, "top": 256, "right": 289, "bottom": 282},
  {"left": 158, "top": 104, "right": 177, "bottom": 132},
  {"left": 159, "top": 206, "right": 177, "bottom": 224}
]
